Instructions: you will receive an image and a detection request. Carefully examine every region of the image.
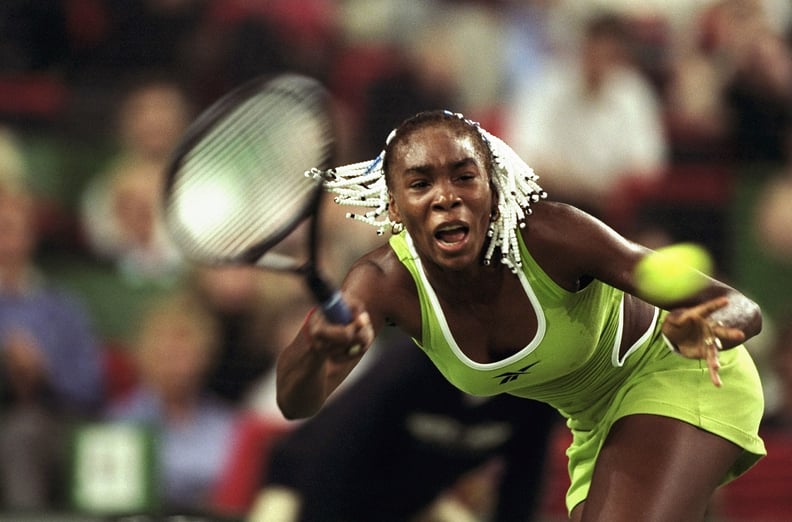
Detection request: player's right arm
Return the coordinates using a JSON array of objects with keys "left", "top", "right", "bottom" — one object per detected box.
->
[{"left": 276, "top": 246, "right": 400, "bottom": 419}]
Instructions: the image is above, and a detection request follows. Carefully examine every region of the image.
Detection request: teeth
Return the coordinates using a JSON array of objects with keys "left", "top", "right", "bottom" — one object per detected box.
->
[{"left": 437, "top": 224, "right": 463, "bottom": 232}]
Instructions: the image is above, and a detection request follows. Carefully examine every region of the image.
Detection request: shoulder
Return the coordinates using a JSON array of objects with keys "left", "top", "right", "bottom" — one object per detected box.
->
[
  {"left": 522, "top": 200, "right": 599, "bottom": 249},
  {"left": 347, "top": 243, "right": 416, "bottom": 298},
  {"left": 343, "top": 243, "right": 420, "bottom": 333},
  {"left": 520, "top": 200, "right": 638, "bottom": 289},
  {"left": 345, "top": 244, "right": 403, "bottom": 284}
]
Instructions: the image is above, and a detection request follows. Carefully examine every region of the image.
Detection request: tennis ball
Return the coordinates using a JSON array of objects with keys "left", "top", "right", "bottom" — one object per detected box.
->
[{"left": 634, "top": 243, "right": 714, "bottom": 303}]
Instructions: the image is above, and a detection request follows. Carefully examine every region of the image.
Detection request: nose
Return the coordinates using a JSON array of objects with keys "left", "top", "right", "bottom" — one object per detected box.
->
[{"left": 431, "top": 181, "right": 461, "bottom": 211}]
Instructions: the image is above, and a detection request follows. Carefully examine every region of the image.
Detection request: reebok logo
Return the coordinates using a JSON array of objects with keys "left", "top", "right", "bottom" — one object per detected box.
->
[{"left": 495, "top": 361, "right": 540, "bottom": 385}]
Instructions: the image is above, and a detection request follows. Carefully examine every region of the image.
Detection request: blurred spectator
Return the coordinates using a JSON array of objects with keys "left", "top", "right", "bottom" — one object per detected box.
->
[
  {"left": 757, "top": 169, "right": 792, "bottom": 262},
  {"left": 729, "top": 125, "right": 792, "bottom": 330},
  {"left": 335, "top": 0, "right": 511, "bottom": 131},
  {"left": 501, "top": 0, "right": 564, "bottom": 104},
  {"left": 0, "top": 1, "right": 69, "bottom": 74},
  {"left": 729, "top": 111, "right": 792, "bottom": 321},
  {"left": 188, "top": 265, "right": 282, "bottom": 406},
  {"left": 65, "top": 78, "right": 191, "bottom": 344},
  {"left": 66, "top": 0, "right": 209, "bottom": 84},
  {"left": 636, "top": 1, "right": 792, "bottom": 293},
  {"left": 64, "top": 154, "right": 183, "bottom": 347},
  {"left": 82, "top": 158, "right": 182, "bottom": 286},
  {"left": 59, "top": 1, "right": 212, "bottom": 147},
  {"left": 711, "top": 315, "right": 792, "bottom": 522},
  {"left": 663, "top": 45, "right": 731, "bottom": 163},
  {"left": 210, "top": 297, "right": 313, "bottom": 515},
  {"left": 109, "top": 76, "right": 193, "bottom": 166},
  {"left": 763, "top": 318, "right": 792, "bottom": 430},
  {"left": 248, "top": 336, "right": 560, "bottom": 522},
  {"left": 755, "top": 128, "right": 792, "bottom": 263},
  {"left": 202, "top": 0, "right": 338, "bottom": 80},
  {"left": 356, "top": 45, "right": 458, "bottom": 160},
  {"left": 80, "top": 77, "right": 192, "bottom": 272},
  {"left": 723, "top": 25, "right": 792, "bottom": 167},
  {"left": 189, "top": 7, "right": 290, "bottom": 107},
  {"left": 421, "top": 3, "right": 508, "bottom": 119},
  {"left": 503, "top": 11, "right": 667, "bottom": 219},
  {"left": 244, "top": 295, "right": 323, "bottom": 421},
  {"left": 0, "top": 127, "right": 104, "bottom": 510},
  {"left": 699, "top": 0, "right": 792, "bottom": 167},
  {"left": 105, "top": 289, "right": 240, "bottom": 514},
  {"left": 0, "top": 1, "right": 70, "bottom": 125}
]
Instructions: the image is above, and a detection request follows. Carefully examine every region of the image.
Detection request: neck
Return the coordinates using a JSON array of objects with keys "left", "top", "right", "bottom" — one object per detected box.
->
[
  {"left": 156, "top": 380, "right": 203, "bottom": 419},
  {"left": 162, "top": 394, "right": 198, "bottom": 425}
]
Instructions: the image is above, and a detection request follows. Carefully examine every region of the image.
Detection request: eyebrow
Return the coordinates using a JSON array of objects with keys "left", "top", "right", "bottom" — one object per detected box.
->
[{"left": 404, "top": 157, "right": 478, "bottom": 175}]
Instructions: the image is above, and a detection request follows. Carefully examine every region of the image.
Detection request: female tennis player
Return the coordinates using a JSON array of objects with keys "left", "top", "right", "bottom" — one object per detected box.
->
[{"left": 276, "top": 110, "right": 765, "bottom": 522}]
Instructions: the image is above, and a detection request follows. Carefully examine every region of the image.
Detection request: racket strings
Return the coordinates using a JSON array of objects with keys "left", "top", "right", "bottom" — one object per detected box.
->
[
  {"left": 177, "top": 102, "right": 280, "bottom": 256},
  {"left": 168, "top": 83, "right": 331, "bottom": 261}
]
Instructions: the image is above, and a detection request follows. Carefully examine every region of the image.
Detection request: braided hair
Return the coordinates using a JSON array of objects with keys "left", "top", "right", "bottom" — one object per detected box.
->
[{"left": 309, "top": 110, "right": 546, "bottom": 272}]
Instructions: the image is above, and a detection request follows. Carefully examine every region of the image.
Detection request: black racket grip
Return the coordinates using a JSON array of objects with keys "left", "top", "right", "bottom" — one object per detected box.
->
[
  {"left": 321, "top": 289, "right": 353, "bottom": 324},
  {"left": 307, "top": 272, "right": 353, "bottom": 324}
]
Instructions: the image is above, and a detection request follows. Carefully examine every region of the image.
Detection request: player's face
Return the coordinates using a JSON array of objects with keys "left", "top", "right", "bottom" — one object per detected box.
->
[{"left": 388, "top": 125, "right": 494, "bottom": 272}]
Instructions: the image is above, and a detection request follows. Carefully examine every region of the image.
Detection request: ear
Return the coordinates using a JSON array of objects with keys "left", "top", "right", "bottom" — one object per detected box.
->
[
  {"left": 489, "top": 181, "right": 499, "bottom": 217},
  {"left": 388, "top": 191, "right": 402, "bottom": 223}
]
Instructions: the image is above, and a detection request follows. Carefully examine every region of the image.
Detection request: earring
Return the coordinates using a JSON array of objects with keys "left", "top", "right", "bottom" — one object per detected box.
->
[
  {"left": 391, "top": 221, "right": 404, "bottom": 235},
  {"left": 490, "top": 208, "right": 500, "bottom": 222}
]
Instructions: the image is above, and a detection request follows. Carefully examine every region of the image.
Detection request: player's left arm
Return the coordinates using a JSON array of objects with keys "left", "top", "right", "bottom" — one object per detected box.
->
[{"left": 524, "top": 201, "right": 762, "bottom": 385}]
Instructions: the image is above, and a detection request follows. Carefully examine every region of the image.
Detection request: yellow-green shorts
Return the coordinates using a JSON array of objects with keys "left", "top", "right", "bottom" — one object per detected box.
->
[{"left": 564, "top": 344, "right": 766, "bottom": 514}]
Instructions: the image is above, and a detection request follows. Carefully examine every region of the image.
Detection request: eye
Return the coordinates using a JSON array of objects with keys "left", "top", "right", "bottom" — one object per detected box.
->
[
  {"left": 455, "top": 171, "right": 478, "bottom": 183},
  {"left": 408, "top": 179, "right": 430, "bottom": 189}
]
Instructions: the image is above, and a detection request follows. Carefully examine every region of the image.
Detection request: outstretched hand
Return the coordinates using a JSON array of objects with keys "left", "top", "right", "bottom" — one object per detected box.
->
[
  {"left": 661, "top": 296, "right": 747, "bottom": 387},
  {"left": 305, "top": 305, "right": 375, "bottom": 363}
]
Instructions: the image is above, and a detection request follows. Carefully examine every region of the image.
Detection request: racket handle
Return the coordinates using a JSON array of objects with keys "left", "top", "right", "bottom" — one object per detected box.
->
[
  {"left": 321, "top": 290, "right": 353, "bottom": 324},
  {"left": 306, "top": 271, "right": 353, "bottom": 324}
]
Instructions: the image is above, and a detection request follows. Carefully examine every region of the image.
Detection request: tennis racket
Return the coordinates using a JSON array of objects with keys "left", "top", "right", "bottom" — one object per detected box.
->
[{"left": 162, "top": 73, "right": 352, "bottom": 324}]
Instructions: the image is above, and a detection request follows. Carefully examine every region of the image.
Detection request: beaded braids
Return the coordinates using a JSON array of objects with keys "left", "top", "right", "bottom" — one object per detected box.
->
[{"left": 308, "top": 111, "right": 546, "bottom": 273}]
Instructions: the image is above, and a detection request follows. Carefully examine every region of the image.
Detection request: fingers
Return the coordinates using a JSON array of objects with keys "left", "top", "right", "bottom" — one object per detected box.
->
[
  {"left": 662, "top": 295, "right": 747, "bottom": 355},
  {"left": 692, "top": 295, "right": 730, "bottom": 316},
  {"left": 307, "top": 309, "right": 374, "bottom": 361},
  {"left": 665, "top": 296, "right": 729, "bottom": 327},
  {"left": 664, "top": 310, "right": 728, "bottom": 387},
  {"left": 344, "top": 312, "right": 374, "bottom": 358},
  {"left": 704, "top": 336, "right": 722, "bottom": 387},
  {"left": 711, "top": 321, "right": 746, "bottom": 344}
]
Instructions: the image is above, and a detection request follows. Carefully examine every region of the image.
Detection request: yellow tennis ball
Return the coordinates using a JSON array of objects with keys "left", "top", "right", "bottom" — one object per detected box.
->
[{"left": 634, "top": 243, "right": 714, "bottom": 303}]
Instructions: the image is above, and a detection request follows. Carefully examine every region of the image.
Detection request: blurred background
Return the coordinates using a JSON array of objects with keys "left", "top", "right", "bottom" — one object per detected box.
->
[{"left": 0, "top": 0, "right": 791, "bottom": 521}]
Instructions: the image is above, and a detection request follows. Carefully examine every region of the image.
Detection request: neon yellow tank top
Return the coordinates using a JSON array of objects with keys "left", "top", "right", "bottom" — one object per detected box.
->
[{"left": 389, "top": 231, "right": 661, "bottom": 421}]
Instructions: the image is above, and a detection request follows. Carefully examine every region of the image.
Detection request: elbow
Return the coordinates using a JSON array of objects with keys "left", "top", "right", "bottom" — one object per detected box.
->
[
  {"left": 276, "top": 394, "right": 320, "bottom": 421},
  {"left": 713, "top": 290, "right": 763, "bottom": 343},
  {"left": 731, "top": 290, "right": 763, "bottom": 340},
  {"left": 278, "top": 406, "right": 312, "bottom": 421},
  {"left": 748, "top": 298, "right": 763, "bottom": 339}
]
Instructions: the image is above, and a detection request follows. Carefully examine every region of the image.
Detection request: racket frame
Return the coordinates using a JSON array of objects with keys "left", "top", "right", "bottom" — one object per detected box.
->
[
  {"left": 163, "top": 76, "right": 322, "bottom": 265},
  {"left": 162, "top": 74, "right": 351, "bottom": 323}
]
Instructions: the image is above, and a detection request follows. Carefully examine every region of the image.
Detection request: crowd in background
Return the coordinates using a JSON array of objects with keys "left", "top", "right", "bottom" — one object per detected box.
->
[{"left": 1, "top": 0, "right": 791, "bottom": 520}]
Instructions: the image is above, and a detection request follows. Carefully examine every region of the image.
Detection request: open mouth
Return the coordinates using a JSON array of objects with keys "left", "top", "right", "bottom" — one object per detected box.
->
[{"left": 434, "top": 223, "right": 469, "bottom": 245}]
